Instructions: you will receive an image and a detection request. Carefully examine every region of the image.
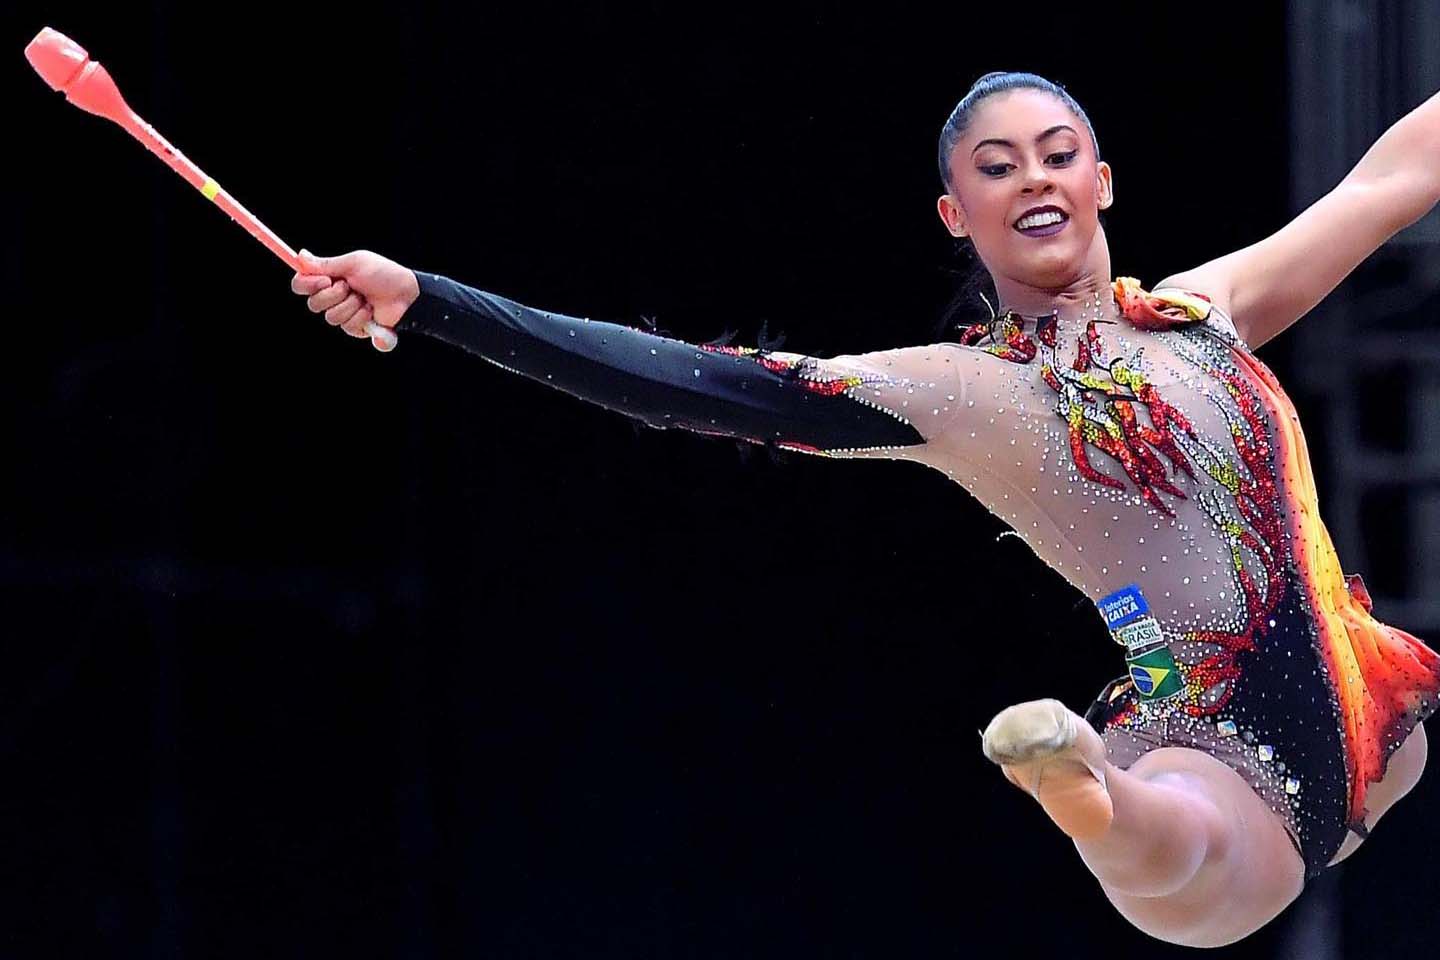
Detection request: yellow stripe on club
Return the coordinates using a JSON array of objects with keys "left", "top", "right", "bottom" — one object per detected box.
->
[{"left": 200, "top": 178, "right": 220, "bottom": 201}]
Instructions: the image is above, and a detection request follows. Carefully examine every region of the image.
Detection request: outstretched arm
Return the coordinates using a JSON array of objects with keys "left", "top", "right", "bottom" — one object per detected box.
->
[
  {"left": 1158, "top": 87, "right": 1440, "bottom": 349},
  {"left": 294, "top": 250, "right": 967, "bottom": 459}
]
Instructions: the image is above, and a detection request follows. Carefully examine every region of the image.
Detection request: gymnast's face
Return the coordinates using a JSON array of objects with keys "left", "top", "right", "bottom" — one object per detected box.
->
[{"left": 936, "top": 89, "right": 1113, "bottom": 293}]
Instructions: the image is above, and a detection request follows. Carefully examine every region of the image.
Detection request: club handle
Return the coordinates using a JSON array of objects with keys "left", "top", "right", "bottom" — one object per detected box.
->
[
  {"left": 366, "top": 322, "right": 398, "bottom": 352},
  {"left": 128, "top": 125, "right": 398, "bottom": 353}
]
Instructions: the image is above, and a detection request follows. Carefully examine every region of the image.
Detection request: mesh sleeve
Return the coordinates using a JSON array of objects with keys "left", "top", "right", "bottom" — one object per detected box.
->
[{"left": 394, "top": 271, "right": 969, "bottom": 458}]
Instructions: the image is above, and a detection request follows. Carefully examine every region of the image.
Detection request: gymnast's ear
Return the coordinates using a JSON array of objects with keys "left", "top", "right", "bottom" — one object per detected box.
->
[
  {"left": 1096, "top": 161, "right": 1114, "bottom": 211},
  {"left": 937, "top": 193, "right": 968, "bottom": 238}
]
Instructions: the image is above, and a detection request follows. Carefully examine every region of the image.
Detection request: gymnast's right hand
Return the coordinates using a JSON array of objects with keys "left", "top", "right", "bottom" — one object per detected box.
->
[{"left": 291, "top": 248, "right": 421, "bottom": 351}]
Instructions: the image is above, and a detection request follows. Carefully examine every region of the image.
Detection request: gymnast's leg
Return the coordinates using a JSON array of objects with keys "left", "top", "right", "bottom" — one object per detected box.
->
[
  {"left": 1328, "top": 722, "right": 1427, "bottom": 865},
  {"left": 981, "top": 699, "right": 1304, "bottom": 948}
]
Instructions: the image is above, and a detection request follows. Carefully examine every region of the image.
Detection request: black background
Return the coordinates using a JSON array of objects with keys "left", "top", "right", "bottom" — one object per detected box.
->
[{"left": 4, "top": 2, "right": 1437, "bottom": 957}]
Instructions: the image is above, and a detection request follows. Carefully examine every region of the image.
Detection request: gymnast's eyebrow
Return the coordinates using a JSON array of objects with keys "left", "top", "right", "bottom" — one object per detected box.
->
[{"left": 971, "top": 124, "right": 1078, "bottom": 156}]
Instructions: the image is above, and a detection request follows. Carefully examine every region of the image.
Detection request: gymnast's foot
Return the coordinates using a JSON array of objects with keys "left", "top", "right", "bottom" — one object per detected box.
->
[{"left": 982, "top": 698, "right": 1114, "bottom": 840}]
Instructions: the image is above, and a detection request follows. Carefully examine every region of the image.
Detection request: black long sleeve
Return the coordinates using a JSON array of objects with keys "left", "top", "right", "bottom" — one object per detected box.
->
[{"left": 395, "top": 271, "right": 966, "bottom": 457}]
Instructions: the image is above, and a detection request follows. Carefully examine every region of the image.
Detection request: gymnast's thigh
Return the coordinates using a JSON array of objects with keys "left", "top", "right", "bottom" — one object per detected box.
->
[{"left": 1100, "top": 747, "right": 1305, "bottom": 948}]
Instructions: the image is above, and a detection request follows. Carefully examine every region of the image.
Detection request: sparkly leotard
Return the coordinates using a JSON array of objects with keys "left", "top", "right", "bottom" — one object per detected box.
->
[{"left": 396, "top": 271, "right": 1440, "bottom": 877}]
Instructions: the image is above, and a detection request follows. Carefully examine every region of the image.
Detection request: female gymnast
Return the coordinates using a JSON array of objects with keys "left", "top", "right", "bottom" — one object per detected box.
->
[{"left": 289, "top": 72, "right": 1440, "bottom": 946}]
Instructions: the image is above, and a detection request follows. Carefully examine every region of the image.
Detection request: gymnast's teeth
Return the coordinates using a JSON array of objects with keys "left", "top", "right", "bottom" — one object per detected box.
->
[{"left": 1016, "top": 210, "right": 1066, "bottom": 229}]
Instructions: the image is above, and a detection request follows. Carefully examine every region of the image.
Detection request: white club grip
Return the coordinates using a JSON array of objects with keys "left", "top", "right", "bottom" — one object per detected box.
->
[{"left": 365, "top": 320, "right": 398, "bottom": 353}]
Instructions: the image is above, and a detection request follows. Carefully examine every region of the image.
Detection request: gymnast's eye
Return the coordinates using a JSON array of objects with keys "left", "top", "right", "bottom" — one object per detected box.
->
[{"left": 979, "top": 151, "right": 1074, "bottom": 177}]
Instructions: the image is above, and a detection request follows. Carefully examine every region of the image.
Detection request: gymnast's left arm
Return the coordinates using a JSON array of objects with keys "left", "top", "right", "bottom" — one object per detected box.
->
[
  {"left": 1156, "top": 87, "right": 1440, "bottom": 349},
  {"left": 294, "top": 252, "right": 969, "bottom": 459}
]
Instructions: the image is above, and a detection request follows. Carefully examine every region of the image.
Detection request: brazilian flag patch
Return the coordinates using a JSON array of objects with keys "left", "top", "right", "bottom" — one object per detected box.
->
[{"left": 1127, "top": 645, "right": 1184, "bottom": 700}]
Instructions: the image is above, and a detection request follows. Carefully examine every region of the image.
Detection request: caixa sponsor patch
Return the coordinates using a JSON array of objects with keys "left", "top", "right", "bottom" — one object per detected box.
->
[{"left": 1097, "top": 584, "right": 1149, "bottom": 629}]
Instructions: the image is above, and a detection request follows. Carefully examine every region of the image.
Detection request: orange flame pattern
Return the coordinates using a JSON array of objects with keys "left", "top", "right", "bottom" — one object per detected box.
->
[{"left": 1228, "top": 346, "right": 1440, "bottom": 827}]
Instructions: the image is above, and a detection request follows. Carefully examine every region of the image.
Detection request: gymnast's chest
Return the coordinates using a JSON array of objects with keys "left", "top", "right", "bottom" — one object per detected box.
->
[{"left": 933, "top": 323, "right": 1291, "bottom": 630}]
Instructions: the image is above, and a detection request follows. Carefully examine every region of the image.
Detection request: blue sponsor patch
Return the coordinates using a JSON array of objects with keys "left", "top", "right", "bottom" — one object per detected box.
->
[{"left": 1097, "top": 584, "right": 1150, "bottom": 629}]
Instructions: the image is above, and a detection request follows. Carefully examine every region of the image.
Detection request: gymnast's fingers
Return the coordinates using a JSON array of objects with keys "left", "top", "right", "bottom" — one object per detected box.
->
[
  {"left": 308, "top": 279, "right": 349, "bottom": 314},
  {"left": 325, "top": 292, "right": 363, "bottom": 328},
  {"left": 292, "top": 272, "right": 331, "bottom": 295},
  {"left": 340, "top": 303, "right": 375, "bottom": 339}
]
